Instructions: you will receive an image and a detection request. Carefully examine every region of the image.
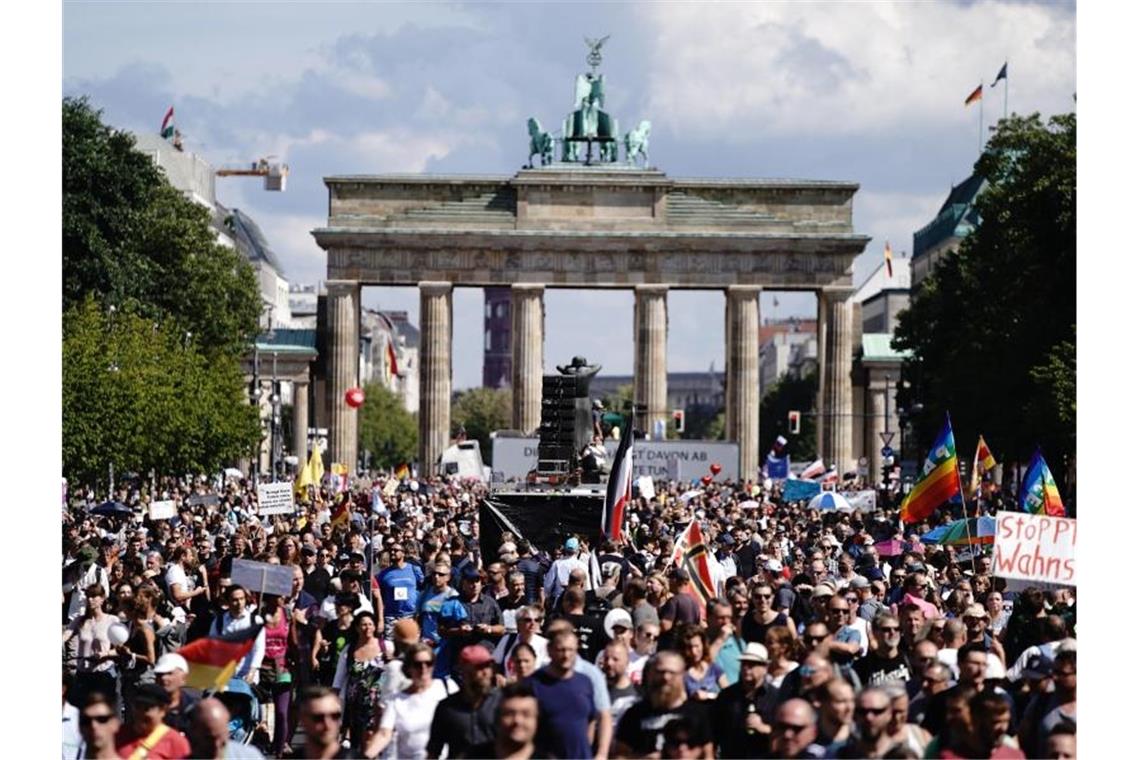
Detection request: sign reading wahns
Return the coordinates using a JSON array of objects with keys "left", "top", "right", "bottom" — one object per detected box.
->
[
  {"left": 492, "top": 437, "right": 740, "bottom": 482},
  {"left": 993, "top": 511, "right": 1076, "bottom": 586}
]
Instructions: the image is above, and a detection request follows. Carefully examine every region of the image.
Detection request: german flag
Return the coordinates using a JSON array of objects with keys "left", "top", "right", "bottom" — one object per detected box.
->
[
  {"left": 964, "top": 84, "right": 983, "bottom": 107},
  {"left": 177, "top": 624, "right": 262, "bottom": 691},
  {"left": 330, "top": 494, "right": 351, "bottom": 528}
]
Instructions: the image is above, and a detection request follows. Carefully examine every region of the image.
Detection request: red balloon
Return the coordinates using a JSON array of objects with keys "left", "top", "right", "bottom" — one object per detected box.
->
[
  {"left": 710, "top": 463, "right": 723, "bottom": 476},
  {"left": 701, "top": 475, "right": 712, "bottom": 486},
  {"left": 344, "top": 387, "right": 365, "bottom": 408}
]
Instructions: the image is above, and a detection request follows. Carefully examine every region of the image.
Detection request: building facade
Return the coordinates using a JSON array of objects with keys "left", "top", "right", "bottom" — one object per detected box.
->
[{"left": 482, "top": 287, "right": 512, "bottom": 388}]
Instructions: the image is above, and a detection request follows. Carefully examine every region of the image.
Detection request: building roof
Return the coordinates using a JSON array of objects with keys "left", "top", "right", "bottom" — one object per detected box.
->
[
  {"left": 854, "top": 258, "right": 911, "bottom": 304},
  {"left": 912, "top": 172, "right": 985, "bottom": 259},
  {"left": 861, "top": 333, "right": 910, "bottom": 363},
  {"left": 256, "top": 328, "right": 317, "bottom": 352},
  {"left": 224, "top": 207, "right": 286, "bottom": 277}
]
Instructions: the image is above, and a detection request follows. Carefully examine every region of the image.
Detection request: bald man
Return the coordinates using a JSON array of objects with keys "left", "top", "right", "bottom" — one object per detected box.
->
[
  {"left": 771, "top": 699, "right": 826, "bottom": 759},
  {"left": 187, "top": 697, "right": 265, "bottom": 759}
]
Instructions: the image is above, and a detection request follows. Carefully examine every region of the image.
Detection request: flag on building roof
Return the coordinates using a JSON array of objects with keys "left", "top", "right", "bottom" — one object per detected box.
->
[
  {"left": 901, "top": 413, "right": 962, "bottom": 524},
  {"left": 176, "top": 624, "right": 262, "bottom": 691},
  {"left": 160, "top": 106, "right": 175, "bottom": 139},
  {"left": 1019, "top": 449, "right": 1066, "bottom": 517},
  {"left": 968, "top": 435, "right": 997, "bottom": 496},
  {"left": 884, "top": 240, "right": 894, "bottom": 278},
  {"left": 990, "top": 62, "right": 1008, "bottom": 88},
  {"left": 672, "top": 520, "right": 719, "bottom": 607},
  {"left": 384, "top": 340, "right": 400, "bottom": 382},
  {"left": 964, "top": 84, "right": 983, "bottom": 106},
  {"left": 601, "top": 413, "right": 633, "bottom": 542}
]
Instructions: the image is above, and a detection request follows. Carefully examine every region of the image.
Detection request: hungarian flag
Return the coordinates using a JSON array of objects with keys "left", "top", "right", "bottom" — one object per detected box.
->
[
  {"left": 160, "top": 106, "right": 175, "bottom": 139},
  {"left": 601, "top": 413, "right": 633, "bottom": 542},
  {"left": 964, "top": 84, "right": 983, "bottom": 106},
  {"left": 884, "top": 240, "right": 894, "bottom": 278},
  {"left": 901, "top": 413, "right": 962, "bottom": 523},
  {"left": 672, "top": 520, "right": 718, "bottom": 607},
  {"left": 177, "top": 624, "right": 261, "bottom": 691},
  {"left": 1019, "top": 449, "right": 1066, "bottom": 517},
  {"left": 968, "top": 435, "right": 997, "bottom": 495}
]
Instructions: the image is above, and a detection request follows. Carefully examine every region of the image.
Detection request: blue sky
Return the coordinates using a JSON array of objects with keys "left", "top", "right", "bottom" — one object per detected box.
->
[{"left": 63, "top": 0, "right": 1076, "bottom": 389}]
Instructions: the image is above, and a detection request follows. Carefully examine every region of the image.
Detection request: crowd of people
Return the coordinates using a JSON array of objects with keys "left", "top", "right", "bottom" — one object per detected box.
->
[{"left": 61, "top": 471, "right": 1076, "bottom": 759}]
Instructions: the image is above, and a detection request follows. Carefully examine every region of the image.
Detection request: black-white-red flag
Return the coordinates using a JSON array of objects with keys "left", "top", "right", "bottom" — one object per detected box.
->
[{"left": 602, "top": 415, "right": 634, "bottom": 542}]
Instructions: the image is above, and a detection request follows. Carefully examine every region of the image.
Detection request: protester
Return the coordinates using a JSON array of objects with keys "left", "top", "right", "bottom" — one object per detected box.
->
[
  {"left": 613, "top": 651, "right": 713, "bottom": 757},
  {"left": 187, "top": 698, "right": 265, "bottom": 760},
  {"left": 114, "top": 683, "right": 191, "bottom": 759},
  {"left": 426, "top": 645, "right": 501, "bottom": 758},
  {"left": 366, "top": 644, "right": 451, "bottom": 760},
  {"left": 712, "top": 642, "right": 775, "bottom": 758}
]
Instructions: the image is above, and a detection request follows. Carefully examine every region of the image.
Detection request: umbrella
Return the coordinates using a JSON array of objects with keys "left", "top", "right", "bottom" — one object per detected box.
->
[
  {"left": 808, "top": 491, "right": 853, "bottom": 512},
  {"left": 737, "top": 500, "right": 760, "bottom": 510},
  {"left": 90, "top": 500, "right": 132, "bottom": 517},
  {"left": 223, "top": 467, "right": 245, "bottom": 480},
  {"left": 922, "top": 517, "right": 996, "bottom": 546}
]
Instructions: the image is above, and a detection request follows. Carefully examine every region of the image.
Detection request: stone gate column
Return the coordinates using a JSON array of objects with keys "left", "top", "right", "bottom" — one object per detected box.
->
[
  {"left": 633, "top": 285, "right": 668, "bottom": 438},
  {"left": 326, "top": 280, "right": 360, "bottom": 472},
  {"left": 725, "top": 286, "right": 761, "bottom": 480},
  {"left": 819, "top": 288, "right": 855, "bottom": 472},
  {"left": 419, "top": 282, "right": 453, "bottom": 472},
  {"left": 293, "top": 378, "right": 310, "bottom": 462},
  {"left": 868, "top": 376, "right": 886, "bottom": 478},
  {"left": 511, "top": 284, "right": 544, "bottom": 434}
]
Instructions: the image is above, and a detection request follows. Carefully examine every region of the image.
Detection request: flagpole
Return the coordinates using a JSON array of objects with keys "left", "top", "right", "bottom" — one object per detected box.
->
[
  {"left": 978, "top": 81, "right": 984, "bottom": 154},
  {"left": 952, "top": 446, "right": 978, "bottom": 575},
  {"left": 1003, "top": 73, "right": 1009, "bottom": 119}
]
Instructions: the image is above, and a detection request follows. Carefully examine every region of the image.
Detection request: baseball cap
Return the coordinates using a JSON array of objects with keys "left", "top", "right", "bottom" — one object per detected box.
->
[
  {"left": 459, "top": 645, "right": 494, "bottom": 668},
  {"left": 963, "top": 603, "right": 987, "bottom": 619},
  {"left": 154, "top": 653, "right": 189, "bottom": 675},
  {"left": 564, "top": 537, "right": 580, "bottom": 551},
  {"left": 849, "top": 576, "right": 870, "bottom": 590},
  {"left": 764, "top": 558, "right": 783, "bottom": 573},
  {"left": 812, "top": 584, "right": 835, "bottom": 599},
  {"left": 603, "top": 608, "right": 633, "bottom": 640},
  {"left": 460, "top": 565, "right": 481, "bottom": 582},
  {"left": 301, "top": 544, "right": 317, "bottom": 556},
  {"left": 1022, "top": 652, "right": 1055, "bottom": 680},
  {"left": 668, "top": 567, "right": 690, "bottom": 583},
  {"left": 738, "top": 642, "right": 770, "bottom": 664}
]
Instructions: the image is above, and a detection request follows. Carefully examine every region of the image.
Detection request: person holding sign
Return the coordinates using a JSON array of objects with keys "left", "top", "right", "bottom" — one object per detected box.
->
[{"left": 376, "top": 542, "right": 424, "bottom": 641}]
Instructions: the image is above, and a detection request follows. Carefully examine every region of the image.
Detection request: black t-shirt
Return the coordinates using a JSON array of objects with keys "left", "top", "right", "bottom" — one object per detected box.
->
[
  {"left": 303, "top": 566, "right": 332, "bottom": 601},
  {"left": 615, "top": 698, "right": 712, "bottom": 756},
  {"left": 553, "top": 612, "right": 607, "bottom": 662},
  {"left": 741, "top": 612, "right": 789, "bottom": 646},
  {"left": 853, "top": 651, "right": 911, "bottom": 688},
  {"left": 516, "top": 557, "right": 546, "bottom": 605},
  {"left": 427, "top": 689, "right": 502, "bottom": 759},
  {"left": 713, "top": 682, "right": 773, "bottom": 759},
  {"left": 462, "top": 740, "right": 555, "bottom": 759},
  {"left": 460, "top": 593, "right": 504, "bottom": 653}
]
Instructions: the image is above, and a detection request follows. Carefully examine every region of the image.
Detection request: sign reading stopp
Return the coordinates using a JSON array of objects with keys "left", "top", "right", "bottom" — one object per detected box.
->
[{"left": 993, "top": 511, "right": 1076, "bottom": 586}]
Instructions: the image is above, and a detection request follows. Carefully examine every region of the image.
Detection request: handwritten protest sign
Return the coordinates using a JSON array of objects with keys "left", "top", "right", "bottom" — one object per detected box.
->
[
  {"left": 257, "top": 482, "right": 295, "bottom": 516},
  {"left": 636, "top": 476, "right": 655, "bottom": 499},
  {"left": 994, "top": 511, "right": 1076, "bottom": 586},
  {"left": 148, "top": 500, "right": 177, "bottom": 520},
  {"left": 231, "top": 559, "right": 295, "bottom": 597}
]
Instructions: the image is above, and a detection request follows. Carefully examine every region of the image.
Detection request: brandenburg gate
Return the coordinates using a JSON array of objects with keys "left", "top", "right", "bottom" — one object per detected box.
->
[{"left": 313, "top": 43, "right": 868, "bottom": 480}]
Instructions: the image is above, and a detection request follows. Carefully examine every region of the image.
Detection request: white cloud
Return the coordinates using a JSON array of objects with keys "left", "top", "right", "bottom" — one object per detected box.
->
[{"left": 644, "top": 1, "right": 1075, "bottom": 138}]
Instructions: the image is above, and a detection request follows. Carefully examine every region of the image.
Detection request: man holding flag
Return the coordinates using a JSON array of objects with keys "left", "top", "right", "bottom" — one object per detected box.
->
[{"left": 601, "top": 413, "right": 634, "bottom": 543}]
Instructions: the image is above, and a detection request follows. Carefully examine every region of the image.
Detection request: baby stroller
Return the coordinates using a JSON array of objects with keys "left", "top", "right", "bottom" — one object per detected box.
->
[{"left": 211, "top": 678, "right": 261, "bottom": 745}]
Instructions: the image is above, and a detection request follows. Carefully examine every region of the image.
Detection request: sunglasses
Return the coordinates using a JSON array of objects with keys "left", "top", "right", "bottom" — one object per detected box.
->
[
  {"left": 410, "top": 660, "right": 434, "bottom": 669},
  {"left": 434, "top": 571, "right": 450, "bottom": 577},
  {"left": 519, "top": 617, "right": 542, "bottom": 624},
  {"left": 856, "top": 705, "right": 890, "bottom": 716},
  {"left": 306, "top": 711, "right": 342, "bottom": 723},
  {"left": 804, "top": 635, "right": 826, "bottom": 643},
  {"left": 876, "top": 626, "right": 901, "bottom": 633},
  {"left": 80, "top": 714, "right": 115, "bottom": 726},
  {"left": 754, "top": 594, "right": 773, "bottom": 600},
  {"left": 775, "top": 722, "right": 810, "bottom": 733},
  {"left": 639, "top": 631, "right": 659, "bottom": 640}
]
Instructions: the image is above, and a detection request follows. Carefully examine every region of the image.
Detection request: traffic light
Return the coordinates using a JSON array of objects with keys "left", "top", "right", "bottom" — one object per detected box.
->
[
  {"left": 788, "top": 410, "right": 801, "bottom": 435},
  {"left": 672, "top": 409, "right": 685, "bottom": 434}
]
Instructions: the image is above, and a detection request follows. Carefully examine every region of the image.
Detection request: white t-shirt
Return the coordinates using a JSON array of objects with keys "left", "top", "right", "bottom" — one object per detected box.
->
[{"left": 380, "top": 680, "right": 452, "bottom": 759}]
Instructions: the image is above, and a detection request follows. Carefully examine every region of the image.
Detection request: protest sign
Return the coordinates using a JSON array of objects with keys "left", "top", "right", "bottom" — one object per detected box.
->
[
  {"left": 148, "top": 500, "right": 177, "bottom": 521},
  {"left": 782, "top": 479, "right": 822, "bottom": 502},
  {"left": 844, "top": 490, "right": 877, "bottom": 512},
  {"left": 257, "top": 482, "right": 295, "bottom": 516},
  {"left": 186, "top": 493, "right": 220, "bottom": 507},
  {"left": 636, "top": 476, "right": 655, "bottom": 499},
  {"left": 231, "top": 559, "right": 296, "bottom": 597},
  {"left": 994, "top": 511, "right": 1076, "bottom": 586}
]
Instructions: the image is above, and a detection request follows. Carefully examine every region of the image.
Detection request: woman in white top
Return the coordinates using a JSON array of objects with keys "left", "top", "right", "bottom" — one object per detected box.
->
[{"left": 366, "top": 643, "right": 453, "bottom": 760}]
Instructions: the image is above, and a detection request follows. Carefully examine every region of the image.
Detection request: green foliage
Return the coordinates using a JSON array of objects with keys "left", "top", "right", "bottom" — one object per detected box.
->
[
  {"left": 63, "top": 97, "right": 261, "bottom": 359},
  {"left": 62, "top": 97, "right": 266, "bottom": 486},
  {"left": 357, "top": 382, "right": 418, "bottom": 469},
  {"left": 62, "top": 299, "right": 260, "bottom": 485},
  {"left": 451, "top": 387, "right": 512, "bottom": 465},
  {"left": 759, "top": 370, "right": 818, "bottom": 460},
  {"left": 893, "top": 112, "right": 1075, "bottom": 482},
  {"left": 705, "top": 412, "right": 726, "bottom": 441}
]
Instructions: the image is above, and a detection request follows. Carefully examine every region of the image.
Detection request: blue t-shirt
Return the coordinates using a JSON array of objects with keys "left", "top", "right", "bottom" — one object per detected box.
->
[
  {"left": 526, "top": 668, "right": 597, "bottom": 760},
  {"left": 377, "top": 563, "right": 423, "bottom": 620},
  {"left": 416, "top": 586, "right": 458, "bottom": 645}
]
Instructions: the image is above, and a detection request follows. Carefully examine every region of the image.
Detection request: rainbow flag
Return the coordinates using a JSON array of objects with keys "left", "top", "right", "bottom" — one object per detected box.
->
[
  {"left": 901, "top": 414, "right": 962, "bottom": 524},
  {"left": 394, "top": 463, "right": 410, "bottom": 480},
  {"left": 177, "top": 624, "right": 261, "bottom": 691},
  {"left": 1019, "top": 449, "right": 1066, "bottom": 517}
]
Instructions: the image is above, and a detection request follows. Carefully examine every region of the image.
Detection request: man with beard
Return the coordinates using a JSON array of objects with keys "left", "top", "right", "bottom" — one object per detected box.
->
[
  {"left": 426, "top": 646, "right": 501, "bottom": 758},
  {"left": 464, "top": 682, "right": 547, "bottom": 760},
  {"left": 614, "top": 651, "right": 713, "bottom": 758},
  {"left": 713, "top": 642, "right": 776, "bottom": 758},
  {"left": 525, "top": 629, "right": 601, "bottom": 760}
]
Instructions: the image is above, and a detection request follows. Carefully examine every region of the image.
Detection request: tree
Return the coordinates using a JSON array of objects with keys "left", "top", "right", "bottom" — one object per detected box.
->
[
  {"left": 63, "top": 97, "right": 261, "bottom": 359},
  {"left": 451, "top": 387, "right": 512, "bottom": 465},
  {"left": 893, "top": 112, "right": 1075, "bottom": 486},
  {"left": 62, "top": 97, "right": 265, "bottom": 486},
  {"left": 357, "top": 382, "right": 418, "bottom": 469},
  {"left": 758, "top": 370, "right": 819, "bottom": 461},
  {"left": 62, "top": 299, "right": 260, "bottom": 486}
]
